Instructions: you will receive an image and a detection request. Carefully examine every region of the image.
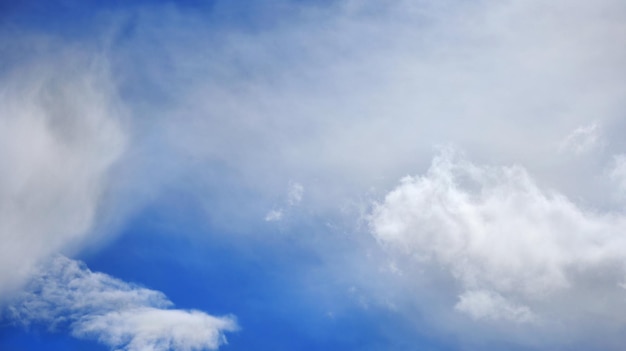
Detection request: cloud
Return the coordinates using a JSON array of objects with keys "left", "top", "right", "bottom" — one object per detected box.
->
[
  {"left": 0, "top": 47, "right": 127, "bottom": 298},
  {"left": 455, "top": 290, "right": 536, "bottom": 324},
  {"left": 559, "top": 123, "right": 602, "bottom": 154},
  {"left": 263, "top": 182, "right": 304, "bottom": 222},
  {"left": 6, "top": 256, "right": 237, "bottom": 351},
  {"left": 609, "top": 154, "right": 626, "bottom": 197},
  {"left": 0, "top": 44, "right": 237, "bottom": 350},
  {"left": 75, "top": 308, "right": 235, "bottom": 351},
  {"left": 100, "top": 1, "right": 626, "bottom": 345},
  {"left": 2, "top": 0, "right": 626, "bottom": 349},
  {"left": 369, "top": 150, "right": 626, "bottom": 336},
  {"left": 265, "top": 209, "right": 284, "bottom": 222},
  {"left": 287, "top": 182, "right": 304, "bottom": 206},
  {"left": 112, "top": 0, "right": 626, "bottom": 232}
]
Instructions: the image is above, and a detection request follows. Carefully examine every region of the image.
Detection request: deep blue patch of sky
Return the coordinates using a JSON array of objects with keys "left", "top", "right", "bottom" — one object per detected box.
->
[{"left": 0, "top": 325, "right": 108, "bottom": 351}]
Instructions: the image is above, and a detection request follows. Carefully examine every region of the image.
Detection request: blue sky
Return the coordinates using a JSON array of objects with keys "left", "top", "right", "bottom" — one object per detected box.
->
[{"left": 1, "top": 1, "right": 626, "bottom": 350}]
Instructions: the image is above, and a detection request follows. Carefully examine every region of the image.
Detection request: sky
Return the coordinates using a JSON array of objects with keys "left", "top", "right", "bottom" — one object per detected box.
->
[{"left": 0, "top": 0, "right": 626, "bottom": 350}]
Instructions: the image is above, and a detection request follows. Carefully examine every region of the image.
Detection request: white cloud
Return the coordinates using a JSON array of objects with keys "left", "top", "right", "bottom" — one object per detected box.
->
[
  {"left": 609, "top": 154, "right": 626, "bottom": 197},
  {"left": 0, "top": 50, "right": 127, "bottom": 297},
  {"left": 369, "top": 150, "right": 626, "bottom": 328},
  {"left": 287, "top": 182, "right": 304, "bottom": 206},
  {"left": 6, "top": 256, "right": 237, "bottom": 351},
  {"left": 265, "top": 209, "right": 284, "bottom": 222},
  {"left": 120, "top": 0, "right": 626, "bottom": 233},
  {"left": 108, "top": 1, "right": 626, "bottom": 345},
  {"left": 455, "top": 290, "right": 536, "bottom": 324},
  {"left": 558, "top": 123, "right": 602, "bottom": 154},
  {"left": 75, "top": 308, "right": 235, "bottom": 351},
  {"left": 2, "top": 0, "right": 625, "bottom": 348},
  {"left": 263, "top": 182, "right": 304, "bottom": 222}
]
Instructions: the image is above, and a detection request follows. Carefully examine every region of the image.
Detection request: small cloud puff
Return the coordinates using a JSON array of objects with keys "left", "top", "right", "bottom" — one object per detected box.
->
[
  {"left": 455, "top": 290, "right": 536, "bottom": 324},
  {"left": 264, "top": 209, "right": 284, "bottom": 222},
  {"left": 264, "top": 182, "right": 304, "bottom": 222}
]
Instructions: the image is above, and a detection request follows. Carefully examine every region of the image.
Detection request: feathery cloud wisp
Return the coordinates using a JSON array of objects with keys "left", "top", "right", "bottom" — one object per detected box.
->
[{"left": 7, "top": 256, "right": 237, "bottom": 351}]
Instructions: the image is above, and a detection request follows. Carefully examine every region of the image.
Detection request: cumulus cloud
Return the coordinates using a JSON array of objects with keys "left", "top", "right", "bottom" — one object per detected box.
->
[
  {"left": 369, "top": 150, "right": 626, "bottom": 330},
  {"left": 0, "top": 49, "right": 127, "bottom": 297},
  {"left": 6, "top": 256, "right": 237, "bottom": 351}
]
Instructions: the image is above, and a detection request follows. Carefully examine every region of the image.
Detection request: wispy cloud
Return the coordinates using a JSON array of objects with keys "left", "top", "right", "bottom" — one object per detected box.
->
[
  {"left": 264, "top": 209, "right": 284, "bottom": 222},
  {"left": 559, "top": 123, "right": 602, "bottom": 155},
  {"left": 7, "top": 256, "right": 237, "bottom": 351},
  {"left": 264, "top": 182, "right": 304, "bottom": 222},
  {"left": 455, "top": 290, "right": 536, "bottom": 324},
  {"left": 609, "top": 155, "right": 626, "bottom": 198}
]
